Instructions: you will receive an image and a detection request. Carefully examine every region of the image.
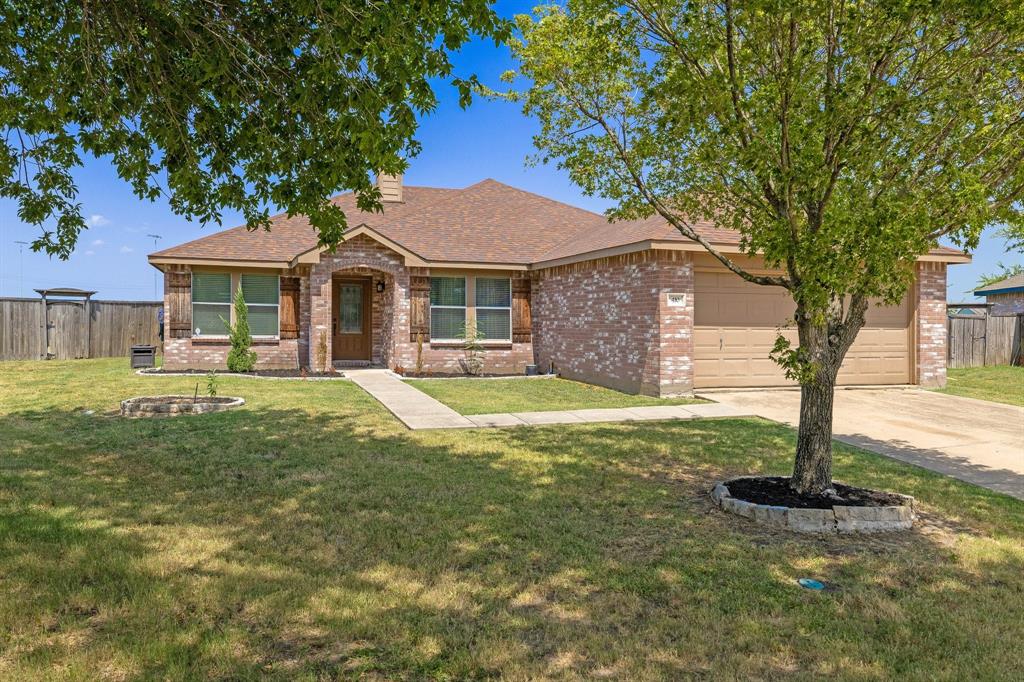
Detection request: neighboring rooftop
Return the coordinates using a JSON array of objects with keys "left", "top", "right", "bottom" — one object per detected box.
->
[
  {"left": 975, "top": 273, "right": 1024, "bottom": 296},
  {"left": 34, "top": 288, "right": 98, "bottom": 298},
  {"left": 149, "top": 177, "right": 969, "bottom": 268}
]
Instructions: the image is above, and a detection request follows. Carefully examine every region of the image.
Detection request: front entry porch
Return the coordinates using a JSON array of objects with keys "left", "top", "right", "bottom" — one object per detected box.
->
[
  {"left": 307, "top": 236, "right": 405, "bottom": 371},
  {"left": 332, "top": 276, "right": 373, "bottom": 362}
]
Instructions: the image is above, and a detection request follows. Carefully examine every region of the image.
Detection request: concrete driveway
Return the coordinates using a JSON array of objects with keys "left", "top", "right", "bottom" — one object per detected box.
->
[{"left": 705, "top": 388, "right": 1024, "bottom": 500}]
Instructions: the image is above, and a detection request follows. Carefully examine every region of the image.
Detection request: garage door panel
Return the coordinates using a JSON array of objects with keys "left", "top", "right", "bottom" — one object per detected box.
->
[{"left": 695, "top": 271, "right": 911, "bottom": 388}]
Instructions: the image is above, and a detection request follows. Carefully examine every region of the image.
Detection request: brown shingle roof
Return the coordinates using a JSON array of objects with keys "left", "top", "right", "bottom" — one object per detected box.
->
[
  {"left": 975, "top": 273, "right": 1024, "bottom": 294},
  {"left": 150, "top": 179, "right": 967, "bottom": 265},
  {"left": 150, "top": 186, "right": 457, "bottom": 263}
]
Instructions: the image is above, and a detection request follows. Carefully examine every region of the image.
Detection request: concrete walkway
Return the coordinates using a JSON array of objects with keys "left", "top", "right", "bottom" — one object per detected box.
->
[
  {"left": 708, "top": 388, "right": 1024, "bottom": 500},
  {"left": 345, "top": 370, "right": 475, "bottom": 429},
  {"left": 346, "top": 369, "right": 753, "bottom": 430}
]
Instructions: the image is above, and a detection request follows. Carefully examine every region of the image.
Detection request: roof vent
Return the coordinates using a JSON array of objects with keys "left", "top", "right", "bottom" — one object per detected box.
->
[{"left": 376, "top": 173, "right": 403, "bottom": 203}]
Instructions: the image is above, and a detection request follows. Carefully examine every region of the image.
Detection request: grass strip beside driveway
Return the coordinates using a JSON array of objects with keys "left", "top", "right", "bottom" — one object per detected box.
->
[
  {"left": 404, "top": 377, "right": 704, "bottom": 415},
  {"left": 938, "top": 365, "right": 1024, "bottom": 406}
]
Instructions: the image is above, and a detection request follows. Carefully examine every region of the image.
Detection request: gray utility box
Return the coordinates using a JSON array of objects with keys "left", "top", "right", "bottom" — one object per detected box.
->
[{"left": 130, "top": 345, "right": 157, "bottom": 369}]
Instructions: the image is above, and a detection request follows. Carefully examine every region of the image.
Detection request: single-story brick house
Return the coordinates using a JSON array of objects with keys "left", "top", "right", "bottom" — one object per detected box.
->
[
  {"left": 974, "top": 274, "right": 1024, "bottom": 316},
  {"left": 149, "top": 175, "right": 968, "bottom": 394}
]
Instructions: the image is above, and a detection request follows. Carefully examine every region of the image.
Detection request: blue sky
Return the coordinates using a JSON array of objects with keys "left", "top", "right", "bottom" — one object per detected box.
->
[{"left": 0, "top": 0, "right": 1019, "bottom": 302}]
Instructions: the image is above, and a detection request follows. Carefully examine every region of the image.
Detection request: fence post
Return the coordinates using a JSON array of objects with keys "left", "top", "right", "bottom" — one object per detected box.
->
[
  {"left": 85, "top": 294, "right": 93, "bottom": 359},
  {"left": 40, "top": 293, "right": 49, "bottom": 359},
  {"left": 1016, "top": 314, "right": 1024, "bottom": 366},
  {"left": 982, "top": 315, "right": 989, "bottom": 366}
]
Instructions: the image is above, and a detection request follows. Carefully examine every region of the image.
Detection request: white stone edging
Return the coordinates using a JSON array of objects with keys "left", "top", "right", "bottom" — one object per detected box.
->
[
  {"left": 120, "top": 395, "right": 245, "bottom": 417},
  {"left": 711, "top": 477, "right": 916, "bottom": 534}
]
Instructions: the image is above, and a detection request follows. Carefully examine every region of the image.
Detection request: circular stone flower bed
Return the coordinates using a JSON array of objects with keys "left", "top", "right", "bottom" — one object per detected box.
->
[
  {"left": 120, "top": 395, "right": 245, "bottom": 417},
  {"left": 711, "top": 476, "right": 915, "bottom": 534}
]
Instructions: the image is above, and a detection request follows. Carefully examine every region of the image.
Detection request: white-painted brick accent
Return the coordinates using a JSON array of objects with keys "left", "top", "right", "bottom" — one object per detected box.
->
[{"left": 916, "top": 261, "right": 947, "bottom": 388}]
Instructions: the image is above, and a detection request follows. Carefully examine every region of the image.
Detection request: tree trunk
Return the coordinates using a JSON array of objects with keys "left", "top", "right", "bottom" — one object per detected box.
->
[
  {"left": 788, "top": 297, "right": 868, "bottom": 496},
  {"left": 790, "top": 371, "right": 838, "bottom": 494}
]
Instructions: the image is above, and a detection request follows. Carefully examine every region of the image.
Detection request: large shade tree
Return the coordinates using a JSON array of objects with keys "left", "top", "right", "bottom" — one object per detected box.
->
[
  {"left": 509, "top": 0, "right": 1024, "bottom": 494},
  {"left": 1, "top": 0, "right": 506, "bottom": 258}
]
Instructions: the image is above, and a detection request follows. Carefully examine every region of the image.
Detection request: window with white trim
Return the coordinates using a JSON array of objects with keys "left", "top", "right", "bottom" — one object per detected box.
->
[
  {"left": 192, "top": 272, "right": 231, "bottom": 337},
  {"left": 474, "top": 277, "right": 511, "bottom": 341},
  {"left": 240, "top": 274, "right": 280, "bottom": 337},
  {"left": 430, "top": 276, "right": 466, "bottom": 341}
]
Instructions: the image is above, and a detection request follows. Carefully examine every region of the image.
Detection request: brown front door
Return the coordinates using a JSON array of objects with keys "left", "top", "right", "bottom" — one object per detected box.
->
[{"left": 332, "top": 278, "right": 371, "bottom": 361}]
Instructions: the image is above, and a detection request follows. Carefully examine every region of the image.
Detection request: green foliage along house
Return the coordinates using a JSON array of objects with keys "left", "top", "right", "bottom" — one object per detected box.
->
[{"left": 150, "top": 175, "right": 967, "bottom": 392}]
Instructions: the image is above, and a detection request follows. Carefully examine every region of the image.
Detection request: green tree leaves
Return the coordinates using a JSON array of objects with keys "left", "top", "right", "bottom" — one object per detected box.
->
[
  {"left": 508, "top": 0, "right": 1024, "bottom": 315},
  {"left": 1, "top": 0, "right": 507, "bottom": 258},
  {"left": 508, "top": 0, "right": 1024, "bottom": 492}
]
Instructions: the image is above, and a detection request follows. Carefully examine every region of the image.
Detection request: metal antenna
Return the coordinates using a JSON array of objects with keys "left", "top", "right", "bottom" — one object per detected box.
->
[
  {"left": 146, "top": 234, "right": 162, "bottom": 300},
  {"left": 14, "top": 241, "right": 29, "bottom": 297}
]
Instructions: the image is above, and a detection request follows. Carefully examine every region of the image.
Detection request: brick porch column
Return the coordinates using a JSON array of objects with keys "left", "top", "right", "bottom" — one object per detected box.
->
[
  {"left": 308, "top": 261, "right": 332, "bottom": 369},
  {"left": 915, "top": 261, "right": 947, "bottom": 388},
  {"left": 298, "top": 266, "right": 311, "bottom": 368}
]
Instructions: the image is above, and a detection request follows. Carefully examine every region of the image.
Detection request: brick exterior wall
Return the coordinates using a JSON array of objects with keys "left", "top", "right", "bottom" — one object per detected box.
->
[
  {"left": 988, "top": 291, "right": 1024, "bottom": 315},
  {"left": 161, "top": 264, "right": 302, "bottom": 370},
  {"left": 160, "top": 242, "right": 947, "bottom": 390},
  {"left": 655, "top": 257, "right": 695, "bottom": 395},
  {"left": 390, "top": 268, "right": 533, "bottom": 375},
  {"left": 915, "top": 261, "right": 947, "bottom": 388},
  {"left": 532, "top": 250, "right": 694, "bottom": 396},
  {"left": 305, "top": 235, "right": 532, "bottom": 373},
  {"left": 163, "top": 337, "right": 300, "bottom": 370},
  {"left": 392, "top": 339, "right": 535, "bottom": 375}
]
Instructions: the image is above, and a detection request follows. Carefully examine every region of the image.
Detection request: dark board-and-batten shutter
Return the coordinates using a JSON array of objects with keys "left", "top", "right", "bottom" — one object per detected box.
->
[
  {"left": 279, "top": 277, "right": 301, "bottom": 339},
  {"left": 409, "top": 275, "right": 430, "bottom": 342},
  {"left": 512, "top": 277, "right": 532, "bottom": 343},
  {"left": 166, "top": 271, "right": 192, "bottom": 338}
]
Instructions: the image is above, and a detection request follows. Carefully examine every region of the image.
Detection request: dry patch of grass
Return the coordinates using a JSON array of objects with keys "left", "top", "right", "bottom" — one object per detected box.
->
[{"left": 0, "top": 358, "right": 1021, "bottom": 679}]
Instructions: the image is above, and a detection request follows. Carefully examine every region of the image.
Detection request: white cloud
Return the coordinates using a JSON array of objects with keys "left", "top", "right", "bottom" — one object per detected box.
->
[
  {"left": 91, "top": 239, "right": 105, "bottom": 247},
  {"left": 88, "top": 214, "right": 110, "bottom": 227},
  {"left": 84, "top": 250, "right": 95, "bottom": 256},
  {"left": 119, "top": 245, "right": 134, "bottom": 254}
]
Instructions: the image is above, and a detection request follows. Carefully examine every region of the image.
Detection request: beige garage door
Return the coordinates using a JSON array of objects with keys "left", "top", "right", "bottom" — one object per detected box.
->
[{"left": 694, "top": 270, "right": 912, "bottom": 388}]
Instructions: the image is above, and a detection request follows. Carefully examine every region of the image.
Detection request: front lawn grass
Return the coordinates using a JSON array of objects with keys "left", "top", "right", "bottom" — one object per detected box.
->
[
  {"left": 405, "top": 376, "right": 704, "bottom": 414},
  {"left": 938, "top": 365, "right": 1024, "bottom": 407},
  {"left": 1, "top": 358, "right": 1022, "bottom": 679}
]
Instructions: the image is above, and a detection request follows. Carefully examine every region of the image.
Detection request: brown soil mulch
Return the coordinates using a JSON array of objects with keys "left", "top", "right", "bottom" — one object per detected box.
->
[
  {"left": 726, "top": 476, "right": 907, "bottom": 509},
  {"left": 400, "top": 372, "right": 546, "bottom": 378},
  {"left": 142, "top": 369, "right": 340, "bottom": 378}
]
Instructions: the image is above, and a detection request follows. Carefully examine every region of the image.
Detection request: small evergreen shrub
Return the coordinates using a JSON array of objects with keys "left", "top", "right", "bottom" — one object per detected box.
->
[
  {"left": 460, "top": 321, "right": 485, "bottom": 376},
  {"left": 222, "top": 285, "right": 257, "bottom": 372}
]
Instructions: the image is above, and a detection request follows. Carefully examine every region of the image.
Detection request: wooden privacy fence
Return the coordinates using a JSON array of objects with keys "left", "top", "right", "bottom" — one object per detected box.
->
[
  {"left": 0, "top": 297, "right": 162, "bottom": 361},
  {"left": 947, "top": 314, "right": 1024, "bottom": 368}
]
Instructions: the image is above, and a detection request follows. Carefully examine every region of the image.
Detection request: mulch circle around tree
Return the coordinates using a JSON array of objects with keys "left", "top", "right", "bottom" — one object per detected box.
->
[
  {"left": 725, "top": 476, "right": 908, "bottom": 509},
  {"left": 140, "top": 369, "right": 341, "bottom": 378}
]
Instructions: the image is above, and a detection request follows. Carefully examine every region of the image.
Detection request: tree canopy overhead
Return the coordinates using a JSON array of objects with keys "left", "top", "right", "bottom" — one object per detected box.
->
[
  {"left": 1, "top": 0, "right": 507, "bottom": 258},
  {"left": 508, "top": 0, "right": 1024, "bottom": 493}
]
